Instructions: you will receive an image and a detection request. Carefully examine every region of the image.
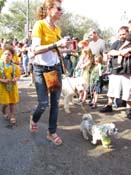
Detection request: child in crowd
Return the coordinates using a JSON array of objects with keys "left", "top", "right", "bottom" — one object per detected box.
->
[
  {"left": 0, "top": 46, "right": 21, "bottom": 125},
  {"left": 74, "top": 47, "right": 94, "bottom": 103},
  {"left": 89, "top": 54, "right": 104, "bottom": 108}
]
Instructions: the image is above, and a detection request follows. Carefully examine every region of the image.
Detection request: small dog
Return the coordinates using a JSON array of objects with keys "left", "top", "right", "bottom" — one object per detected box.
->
[
  {"left": 80, "top": 113, "right": 118, "bottom": 148},
  {"left": 62, "top": 76, "right": 88, "bottom": 113}
]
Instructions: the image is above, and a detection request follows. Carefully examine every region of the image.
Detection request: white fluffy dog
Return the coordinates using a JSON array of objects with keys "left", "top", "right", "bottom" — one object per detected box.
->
[
  {"left": 80, "top": 113, "right": 118, "bottom": 148},
  {"left": 62, "top": 76, "right": 88, "bottom": 113}
]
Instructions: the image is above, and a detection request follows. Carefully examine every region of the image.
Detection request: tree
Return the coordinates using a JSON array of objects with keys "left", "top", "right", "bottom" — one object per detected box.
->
[
  {"left": 0, "top": 0, "right": 41, "bottom": 39},
  {"left": 0, "top": 0, "right": 6, "bottom": 13},
  {"left": 59, "top": 13, "right": 100, "bottom": 40},
  {"left": 0, "top": 0, "right": 114, "bottom": 42}
]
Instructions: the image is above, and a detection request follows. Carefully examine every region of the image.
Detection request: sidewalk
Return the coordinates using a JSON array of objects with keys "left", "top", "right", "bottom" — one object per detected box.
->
[{"left": 0, "top": 77, "right": 131, "bottom": 175}]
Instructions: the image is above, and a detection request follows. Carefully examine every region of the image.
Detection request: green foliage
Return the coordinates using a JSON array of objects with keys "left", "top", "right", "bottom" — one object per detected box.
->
[
  {"left": 58, "top": 13, "right": 97, "bottom": 40},
  {"left": 0, "top": 0, "right": 6, "bottom": 12},
  {"left": 58, "top": 13, "right": 114, "bottom": 41},
  {"left": 0, "top": 0, "right": 41, "bottom": 40},
  {"left": 0, "top": 0, "right": 114, "bottom": 42}
]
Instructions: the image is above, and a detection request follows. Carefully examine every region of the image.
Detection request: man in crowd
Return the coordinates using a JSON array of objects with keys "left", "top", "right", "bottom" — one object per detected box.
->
[
  {"left": 88, "top": 28, "right": 107, "bottom": 57},
  {"left": 100, "top": 26, "right": 131, "bottom": 119}
]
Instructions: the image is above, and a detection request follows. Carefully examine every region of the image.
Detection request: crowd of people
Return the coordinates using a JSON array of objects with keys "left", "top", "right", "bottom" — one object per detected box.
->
[{"left": 0, "top": 0, "right": 131, "bottom": 146}]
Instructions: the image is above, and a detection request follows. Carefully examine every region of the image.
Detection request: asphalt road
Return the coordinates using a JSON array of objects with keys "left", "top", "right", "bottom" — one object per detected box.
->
[{"left": 0, "top": 77, "right": 131, "bottom": 175}]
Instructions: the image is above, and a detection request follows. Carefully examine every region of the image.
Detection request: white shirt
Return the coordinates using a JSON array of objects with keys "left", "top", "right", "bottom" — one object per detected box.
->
[{"left": 32, "top": 37, "right": 60, "bottom": 66}]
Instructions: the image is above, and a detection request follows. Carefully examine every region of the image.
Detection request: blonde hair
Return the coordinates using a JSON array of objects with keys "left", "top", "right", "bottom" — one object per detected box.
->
[
  {"left": 95, "top": 54, "right": 103, "bottom": 64},
  {"left": 81, "top": 47, "right": 94, "bottom": 63},
  {"left": 36, "top": 0, "right": 62, "bottom": 20}
]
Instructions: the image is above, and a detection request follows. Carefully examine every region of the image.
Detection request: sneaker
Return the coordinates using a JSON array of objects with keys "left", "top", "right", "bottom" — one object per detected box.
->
[
  {"left": 99, "top": 105, "right": 113, "bottom": 113},
  {"left": 91, "top": 103, "right": 97, "bottom": 109},
  {"left": 89, "top": 102, "right": 94, "bottom": 106},
  {"left": 88, "top": 100, "right": 92, "bottom": 104},
  {"left": 126, "top": 109, "right": 131, "bottom": 119},
  {"left": 23, "top": 74, "right": 29, "bottom": 77}
]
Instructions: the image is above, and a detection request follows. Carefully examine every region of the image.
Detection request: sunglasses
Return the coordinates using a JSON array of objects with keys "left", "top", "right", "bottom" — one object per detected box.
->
[{"left": 55, "top": 6, "right": 63, "bottom": 11}]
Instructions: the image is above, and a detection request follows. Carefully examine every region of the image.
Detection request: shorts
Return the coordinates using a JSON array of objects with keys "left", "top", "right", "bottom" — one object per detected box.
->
[
  {"left": 107, "top": 74, "right": 131, "bottom": 101},
  {"left": 121, "top": 75, "right": 131, "bottom": 101},
  {"left": 107, "top": 74, "right": 122, "bottom": 99}
]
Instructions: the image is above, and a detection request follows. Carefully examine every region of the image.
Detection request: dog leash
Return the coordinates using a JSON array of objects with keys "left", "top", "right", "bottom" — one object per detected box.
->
[{"left": 54, "top": 42, "right": 88, "bottom": 114}]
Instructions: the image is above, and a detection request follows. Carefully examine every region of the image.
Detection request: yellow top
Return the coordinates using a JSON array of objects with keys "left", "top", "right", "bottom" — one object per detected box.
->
[
  {"left": 32, "top": 20, "right": 61, "bottom": 66},
  {"left": 0, "top": 62, "right": 21, "bottom": 104},
  {"left": 12, "top": 54, "right": 20, "bottom": 65},
  {"left": 32, "top": 20, "right": 61, "bottom": 45},
  {"left": 0, "top": 50, "right": 3, "bottom": 57}
]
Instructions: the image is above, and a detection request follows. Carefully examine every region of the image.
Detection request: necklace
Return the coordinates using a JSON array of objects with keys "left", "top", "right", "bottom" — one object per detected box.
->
[
  {"left": 5, "top": 81, "right": 14, "bottom": 92},
  {"left": 0, "top": 61, "right": 15, "bottom": 92},
  {"left": 45, "top": 19, "right": 56, "bottom": 30}
]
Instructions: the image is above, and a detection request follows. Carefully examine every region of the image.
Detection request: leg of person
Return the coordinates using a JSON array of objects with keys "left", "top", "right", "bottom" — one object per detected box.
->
[
  {"left": 29, "top": 65, "right": 48, "bottom": 132},
  {"left": 9, "top": 104, "right": 16, "bottom": 125},
  {"left": 28, "top": 63, "right": 34, "bottom": 86},
  {"left": 2, "top": 104, "right": 9, "bottom": 120},
  {"left": 91, "top": 92, "right": 98, "bottom": 109},
  {"left": 47, "top": 90, "right": 62, "bottom": 145},
  {"left": 121, "top": 75, "right": 131, "bottom": 119},
  {"left": 22, "top": 55, "right": 29, "bottom": 77},
  {"left": 47, "top": 66, "right": 62, "bottom": 145},
  {"left": 126, "top": 102, "right": 131, "bottom": 119},
  {"left": 82, "top": 90, "right": 87, "bottom": 103},
  {"left": 91, "top": 82, "right": 101, "bottom": 108},
  {"left": 79, "top": 91, "right": 84, "bottom": 102},
  {"left": 100, "top": 74, "right": 122, "bottom": 113},
  {"left": 88, "top": 84, "right": 95, "bottom": 105}
]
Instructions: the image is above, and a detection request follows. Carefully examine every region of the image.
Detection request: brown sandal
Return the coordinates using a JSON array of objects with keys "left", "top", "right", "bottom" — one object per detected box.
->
[
  {"left": 47, "top": 132, "right": 62, "bottom": 145},
  {"left": 10, "top": 117, "right": 16, "bottom": 125},
  {"left": 3, "top": 114, "right": 9, "bottom": 120},
  {"left": 29, "top": 115, "right": 38, "bottom": 133}
]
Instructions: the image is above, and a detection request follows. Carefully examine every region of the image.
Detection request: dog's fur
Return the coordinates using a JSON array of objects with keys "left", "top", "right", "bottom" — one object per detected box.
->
[
  {"left": 62, "top": 76, "right": 88, "bottom": 113},
  {"left": 80, "top": 113, "right": 118, "bottom": 147}
]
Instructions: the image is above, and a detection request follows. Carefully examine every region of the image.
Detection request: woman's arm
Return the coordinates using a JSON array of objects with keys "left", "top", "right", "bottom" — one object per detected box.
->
[{"left": 32, "top": 38, "right": 69, "bottom": 56}]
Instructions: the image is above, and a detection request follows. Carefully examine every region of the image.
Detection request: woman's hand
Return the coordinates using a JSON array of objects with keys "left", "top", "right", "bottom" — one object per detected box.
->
[
  {"left": 56, "top": 38, "right": 70, "bottom": 48},
  {"left": 0, "top": 79, "right": 10, "bottom": 84}
]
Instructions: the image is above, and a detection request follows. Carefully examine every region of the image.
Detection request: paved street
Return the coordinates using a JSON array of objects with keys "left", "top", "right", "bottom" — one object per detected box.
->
[{"left": 0, "top": 76, "right": 131, "bottom": 175}]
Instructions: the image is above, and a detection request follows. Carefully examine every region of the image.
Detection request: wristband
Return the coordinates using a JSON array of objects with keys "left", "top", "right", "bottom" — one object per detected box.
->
[{"left": 48, "top": 43, "right": 57, "bottom": 50}]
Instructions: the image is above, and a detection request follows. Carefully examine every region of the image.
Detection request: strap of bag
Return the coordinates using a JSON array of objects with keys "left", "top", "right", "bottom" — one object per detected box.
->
[{"left": 55, "top": 46, "right": 66, "bottom": 74}]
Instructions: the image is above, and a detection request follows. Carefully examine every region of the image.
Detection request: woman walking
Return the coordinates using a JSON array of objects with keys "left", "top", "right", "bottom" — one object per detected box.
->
[{"left": 29, "top": 0, "right": 69, "bottom": 145}]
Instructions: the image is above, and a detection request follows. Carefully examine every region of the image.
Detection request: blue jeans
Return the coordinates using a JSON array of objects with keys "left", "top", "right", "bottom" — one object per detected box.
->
[
  {"left": 22, "top": 54, "right": 29, "bottom": 73},
  {"left": 32, "top": 64, "right": 62, "bottom": 134}
]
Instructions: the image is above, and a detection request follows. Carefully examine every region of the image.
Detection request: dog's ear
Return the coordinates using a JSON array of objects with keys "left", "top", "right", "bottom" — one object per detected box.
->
[
  {"left": 110, "top": 123, "right": 116, "bottom": 129},
  {"left": 82, "top": 114, "right": 88, "bottom": 120},
  {"left": 87, "top": 113, "right": 93, "bottom": 120},
  {"left": 82, "top": 113, "right": 92, "bottom": 120},
  {"left": 110, "top": 123, "right": 118, "bottom": 134}
]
